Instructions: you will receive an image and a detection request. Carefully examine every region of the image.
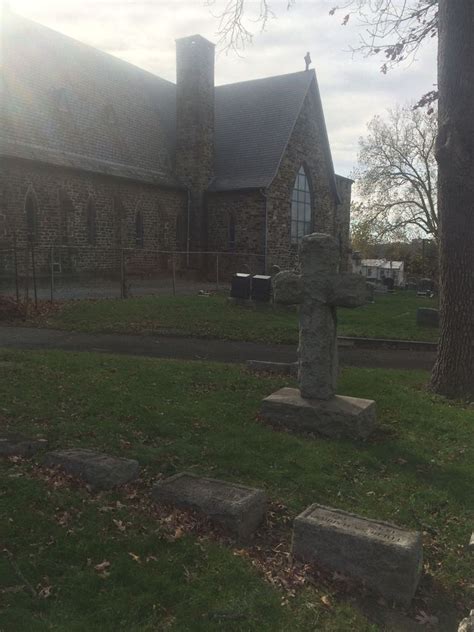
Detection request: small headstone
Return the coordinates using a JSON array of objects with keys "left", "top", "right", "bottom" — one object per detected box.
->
[
  {"left": 230, "top": 273, "right": 251, "bottom": 300},
  {"left": 152, "top": 472, "right": 267, "bottom": 540},
  {"left": 416, "top": 278, "right": 435, "bottom": 297},
  {"left": 366, "top": 282, "right": 375, "bottom": 303},
  {"left": 0, "top": 433, "right": 48, "bottom": 457},
  {"left": 417, "top": 307, "right": 439, "bottom": 328},
  {"left": 251, "top": 275, "right": 272, "bottom": 302},
  {"left": 44, "top": 448, "right": 139, "bottom": 490},
  {"left": 459, "top": 611, "right": 474, "bottom": 632},
  {"left": 292, "top": 504, "right": 423, "bottom": 606}
]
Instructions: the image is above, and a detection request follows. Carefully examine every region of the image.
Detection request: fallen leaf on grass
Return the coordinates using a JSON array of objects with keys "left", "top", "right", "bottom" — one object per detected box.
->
[
  {"left": 37, "top": 584, "right": 53, "bottom": 599},
  {"left": 415, "top": 611, "right": 439, "bottom": 626},
  {"left": 94, "top": 560, "right": 111, "bottom": 578},
  {"left": 113, "top": 519, "right": 126, "bottom": 532},
  {"left": 128, "top": 552, "right": 141, "bottom": 563},
  {"left": 321, "top": 595, "right": 332, "bottom": 608}
]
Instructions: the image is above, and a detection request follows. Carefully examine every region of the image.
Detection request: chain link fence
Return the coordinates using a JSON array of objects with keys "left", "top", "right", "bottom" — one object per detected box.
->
[{"left": 0, "top": 242, "right": 266, "bottom": 304}]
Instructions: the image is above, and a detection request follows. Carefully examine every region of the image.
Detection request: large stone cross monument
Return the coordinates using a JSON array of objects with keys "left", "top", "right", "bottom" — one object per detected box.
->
[{"left": 261, "top": 233, "right": 376, "bottom": 439}]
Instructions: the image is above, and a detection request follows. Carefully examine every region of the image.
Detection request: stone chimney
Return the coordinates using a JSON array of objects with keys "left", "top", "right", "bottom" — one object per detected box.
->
[{"left": 175, "top": 35, "right": 215, "bottom": 252}]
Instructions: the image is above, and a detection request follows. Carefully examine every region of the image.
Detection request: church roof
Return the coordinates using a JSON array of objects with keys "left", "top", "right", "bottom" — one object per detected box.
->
[
  {"left": 1, "top": 12, "right": 336, "bottom": 193},
  {"left": 211, "top": 71, "right": 315, "bottom": 191}
]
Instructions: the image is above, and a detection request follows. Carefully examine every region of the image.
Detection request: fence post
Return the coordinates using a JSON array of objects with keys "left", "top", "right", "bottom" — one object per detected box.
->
[
  {"left": 172, "top": 254, "right": 176, "bottom": 296},
  {"left": 120, "top": 248, "right": 127, "bottom": 299},
  {"left": 215, "top": 253, "right": 220, "bottom": 292},
  {"left": 50, "top": 245, "right": 55, "bottom": 303},
  {"left": 13, "top": 233, "right": 19, "bottom": 303},
  {"left": 24, "top": 245, "right": 29, "bottom": 319},
  {"left": 31, "top": 242, "right": 38, "bottom": 308}
]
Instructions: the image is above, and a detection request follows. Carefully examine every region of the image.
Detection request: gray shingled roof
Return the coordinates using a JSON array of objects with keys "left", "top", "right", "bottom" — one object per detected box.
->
[
  {"left": 211, "top": 71, "right": 315, "bottom": 191},
  {"left": 1, "top": 12, "right": 336, "bottom": 194}
]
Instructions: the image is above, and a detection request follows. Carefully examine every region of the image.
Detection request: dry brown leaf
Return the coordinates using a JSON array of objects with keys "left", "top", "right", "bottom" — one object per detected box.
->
[
  {"left": 128, "top": 552, "right": 141, "bottom": 563},
  {"left": 321, "top": 595, "right": 332, "bottom": 608},
  {"left": 94, "top": 560, "right": 110, "bottom": 572}
]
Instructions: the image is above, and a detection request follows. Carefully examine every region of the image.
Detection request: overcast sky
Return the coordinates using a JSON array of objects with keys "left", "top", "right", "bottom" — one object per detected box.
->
[{"left": 9, "top": 0, "right": 437, "bottom": 177}]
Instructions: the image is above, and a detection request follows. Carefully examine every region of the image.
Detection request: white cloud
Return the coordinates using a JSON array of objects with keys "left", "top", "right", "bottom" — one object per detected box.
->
[{"left": 8, "top": 0, "right": 437, "bottom": 176}]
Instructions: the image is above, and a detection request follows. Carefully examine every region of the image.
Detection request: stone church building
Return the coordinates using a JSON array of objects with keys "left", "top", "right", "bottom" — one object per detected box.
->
[{"left": 0, "top": 9, "right": 352, "bottom": 277}]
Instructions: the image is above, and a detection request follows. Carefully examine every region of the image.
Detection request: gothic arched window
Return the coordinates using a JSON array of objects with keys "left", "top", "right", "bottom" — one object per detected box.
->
[
  {"left": 290, "top": 166, "right": 312, "bottom": 244},
  {"left": 135, "top": 210, "right": 144, "bottom": 248},
  {"left": 86, "top": 197, "right": 97, "bottom": 246},
  {"left": 25, "top": 189, "right": 38, "bottom": 242}
]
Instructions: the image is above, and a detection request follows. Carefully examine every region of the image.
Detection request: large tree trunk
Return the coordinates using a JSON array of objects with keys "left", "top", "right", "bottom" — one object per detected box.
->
[{"left": 431, "top": 1, "right": 474, "bottom": 400}]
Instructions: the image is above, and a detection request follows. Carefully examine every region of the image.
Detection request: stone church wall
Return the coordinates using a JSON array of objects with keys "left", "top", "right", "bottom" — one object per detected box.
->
[
  {"left": 0, "top": 158, "right": 187, "bottom": 275},
  {"left": 206, "top": 190, "right": 266, "bottom": 276},
  {"left": 265, "top": 82, "right": 340, "bottom": 271}
]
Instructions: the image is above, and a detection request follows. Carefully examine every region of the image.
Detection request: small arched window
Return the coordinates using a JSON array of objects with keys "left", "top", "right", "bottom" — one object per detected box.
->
[
  {"left": 135, "top": 210, "right": 144, "bottom": 248},
  {"left": 228, "top": 214, "right": 236, "bottom": 251},
  {"left": 25, "top": 189, "right": 38, "bottom": 242},
  {"left": 114, "top": 196, "right": 125, "bottom": 245},
  {"left": 86, "top": 197, "right": 97, "bottom": 245},
  {"left": 290, "top": 166, "right": 312, "bottom": 244}
]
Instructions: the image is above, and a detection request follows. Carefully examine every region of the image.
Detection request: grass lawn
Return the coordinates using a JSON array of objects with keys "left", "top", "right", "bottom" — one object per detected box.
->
[
  {"left": 33, "top": 291, "right": 439, "bottom": 343},
  {"left": 1, "top": 350, "right": 472, "bottom": 630}
]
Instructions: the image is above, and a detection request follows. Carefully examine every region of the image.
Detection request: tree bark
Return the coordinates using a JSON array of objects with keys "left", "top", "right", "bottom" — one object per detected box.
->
[{"left": 431, "top": 0, "right": 474, "bottom": 400}]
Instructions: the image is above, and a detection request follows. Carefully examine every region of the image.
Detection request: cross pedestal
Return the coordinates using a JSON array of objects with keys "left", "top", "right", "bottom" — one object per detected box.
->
[{"left": 261, "top": 233, "right": 376, "bottom": 439}]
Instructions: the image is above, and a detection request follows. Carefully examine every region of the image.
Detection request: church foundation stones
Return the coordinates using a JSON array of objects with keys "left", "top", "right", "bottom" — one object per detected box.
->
[
  {"left": 291, "top": 504, "right": 423, "bottom": 606},
  {"left": 44, "top": 448, "right": 139, "bottom": 490},
  {"left": 152, "top": 472, "right": 267, "bottom": 540}
]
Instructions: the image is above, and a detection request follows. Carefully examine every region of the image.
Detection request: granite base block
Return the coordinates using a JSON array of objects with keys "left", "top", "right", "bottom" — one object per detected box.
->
[{"left": 260, "top": 387, "right": 376, "bottom": 439}]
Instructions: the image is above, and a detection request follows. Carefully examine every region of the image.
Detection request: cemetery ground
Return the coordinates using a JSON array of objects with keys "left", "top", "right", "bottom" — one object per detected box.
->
[
  {"left": 18, "top": 290, "right": 439, "bottom": 344},
  {"left": 1, "top": 350, "right": 473, "bottom": 631}
]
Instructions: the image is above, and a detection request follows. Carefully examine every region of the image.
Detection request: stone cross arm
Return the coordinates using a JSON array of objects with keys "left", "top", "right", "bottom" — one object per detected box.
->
[{"left": 274, "top": 270, "right": 367, "bottom": 308}]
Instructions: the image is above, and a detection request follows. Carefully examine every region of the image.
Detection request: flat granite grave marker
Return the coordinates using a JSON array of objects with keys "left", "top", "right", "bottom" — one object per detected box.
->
[
  {"left": 0, "top": 433, "right": 48, "bottom": 457},
  {"left": 292, "top": 504, "right": 423, "bottom": 606},
  {"left": 44, "top": 448, "right": 139, "bottom": 490},
  {"left": 152, "top": 472, "right": 267, "bottom": 539},
  {"left": 260, "top": 233, "right": 376, "bottom": 439}
]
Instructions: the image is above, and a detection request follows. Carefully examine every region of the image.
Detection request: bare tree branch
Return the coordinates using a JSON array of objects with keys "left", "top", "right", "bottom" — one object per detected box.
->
[{"left": 354, "top": 104, "right": 438, "bottom": 242}]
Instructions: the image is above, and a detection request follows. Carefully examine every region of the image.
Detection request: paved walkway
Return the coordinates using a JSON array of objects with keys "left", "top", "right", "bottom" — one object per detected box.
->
[{"left": 0, "top": 326, "right": 436, "bottom": 370}]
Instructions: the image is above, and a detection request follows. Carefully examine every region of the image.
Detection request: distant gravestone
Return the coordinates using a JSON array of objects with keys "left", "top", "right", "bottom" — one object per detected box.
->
[
  {"left": 366, "top": 282, "right": 375, "bottom": 303},
  {"left": 44, "top": 448, "right": 139, "bottom": 490},
  {"left": 260, "top": 234, "right": 376, "bottom": 440},
  {"left": 0, "top": 433, "right": 48, "bottom": 457},
  {"left": 292, "top": 504, "right": 423, "bottom": 606},
  {"left": 152, "top": 472, "right": 267, "bottom": 540},
  {"left": 230, "top": 273, "right": 251, "bottom": 300},
  {"left": 417, "top": 307, "right": 439, "bottom": 328},
  {"left": 417, "top": 278, "right": 435, "bottom": 297}
]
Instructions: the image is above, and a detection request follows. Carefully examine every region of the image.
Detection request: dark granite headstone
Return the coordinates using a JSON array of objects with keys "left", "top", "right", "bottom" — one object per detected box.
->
[
  {"left": 230, "top": 273, "right": 251, "bottom": 300},
  {"left": 416, "top": 307, "right": 439, "bottom": 327},
  {"left": 251, "top": 275, "right": 272, "bottom": 302}
]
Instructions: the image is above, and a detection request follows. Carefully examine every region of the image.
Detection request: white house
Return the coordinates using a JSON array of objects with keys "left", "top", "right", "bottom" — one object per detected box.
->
[{"left": 352, "top": 257, "right": 405, "bottom": 287}]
